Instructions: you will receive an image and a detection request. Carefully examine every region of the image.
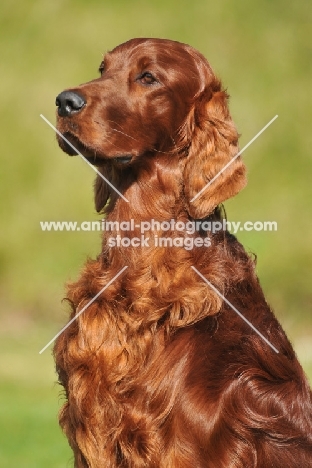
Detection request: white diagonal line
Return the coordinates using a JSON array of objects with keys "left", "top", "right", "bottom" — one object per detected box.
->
[
  {"left": 191, "top": 115, "right": 278, "bottom": 202},
  {"left": 191, "top": 266, "right": 279, "bottom": 353},
  {"left": 39, "top": 265, "right": 128, "bottom": 354},
  {"left": 40, "top": 114, "right": 129, "bottom": 203}
]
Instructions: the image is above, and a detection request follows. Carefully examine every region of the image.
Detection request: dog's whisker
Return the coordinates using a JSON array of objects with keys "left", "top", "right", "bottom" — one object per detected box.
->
[
  {"left": 112, "top": 128, "right": 137, "bottom": 140},
  {"left": 94, "top": 119, "right": 139, "bottom": 142}
]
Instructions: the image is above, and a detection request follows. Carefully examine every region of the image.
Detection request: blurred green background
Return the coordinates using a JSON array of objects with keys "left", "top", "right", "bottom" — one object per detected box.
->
[{"left": 1, "top": 0, "right": 311, "bottom": 466}]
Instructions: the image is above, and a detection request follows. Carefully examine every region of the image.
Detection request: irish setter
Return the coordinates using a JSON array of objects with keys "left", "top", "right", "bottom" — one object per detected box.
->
[{"left": 54, "top": 38, "right": 312, "bottom": 467}]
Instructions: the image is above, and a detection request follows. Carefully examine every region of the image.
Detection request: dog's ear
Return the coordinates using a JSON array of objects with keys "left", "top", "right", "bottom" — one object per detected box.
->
[{"left": 181, "top": 82, "right": 246, "bottom": 219}]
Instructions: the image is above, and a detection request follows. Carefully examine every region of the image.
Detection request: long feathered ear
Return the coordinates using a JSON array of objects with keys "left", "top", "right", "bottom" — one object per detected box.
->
[{"left": 181, "top": 82, "right": 247, "bottom": 219}]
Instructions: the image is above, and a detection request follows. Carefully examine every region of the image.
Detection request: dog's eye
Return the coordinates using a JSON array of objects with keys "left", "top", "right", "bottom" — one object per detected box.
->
[{"left": 137, "top": 72, "right": 158, "bottom": 85}]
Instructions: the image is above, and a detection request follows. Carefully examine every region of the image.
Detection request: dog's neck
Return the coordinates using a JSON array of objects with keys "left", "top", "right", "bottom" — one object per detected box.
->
[
  {"left": 96, "top": 154, "right": 224, "bottom": 332},
  {"left": 102, "top": 154, "right": 223, "bottom": 240},
  {"left": 103, "top": 155, "right": 182, "bottom": 230}
]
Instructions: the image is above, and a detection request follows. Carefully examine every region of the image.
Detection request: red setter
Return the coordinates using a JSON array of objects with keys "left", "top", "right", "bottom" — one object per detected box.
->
[{"left": 54, "top": 38, "right": 312, "bottom": 467}]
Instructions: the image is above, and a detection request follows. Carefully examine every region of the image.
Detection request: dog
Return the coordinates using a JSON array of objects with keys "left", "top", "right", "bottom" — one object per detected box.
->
[{"left": 54, "top": 38, "right": 312, "bottom": 467}]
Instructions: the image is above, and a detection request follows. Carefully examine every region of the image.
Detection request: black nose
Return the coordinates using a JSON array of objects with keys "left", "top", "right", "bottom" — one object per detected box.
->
[{"left": 55, "top": 91, "right": 86, "bottom": 117}]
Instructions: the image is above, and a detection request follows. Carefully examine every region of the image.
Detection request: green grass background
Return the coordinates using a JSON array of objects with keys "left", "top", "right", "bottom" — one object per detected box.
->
[{"left": 1, "top": 0, "right": 311, "bottom": 466}]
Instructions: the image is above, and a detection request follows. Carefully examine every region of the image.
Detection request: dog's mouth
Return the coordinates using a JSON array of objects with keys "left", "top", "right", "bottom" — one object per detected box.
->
[{"left": 58, "top": 132, "right": 133, "bottom": 166}]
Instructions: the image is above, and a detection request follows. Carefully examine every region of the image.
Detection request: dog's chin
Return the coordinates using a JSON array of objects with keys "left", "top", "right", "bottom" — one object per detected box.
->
[{"left": 57, "top": 132, "right": 133, "bottom": 166}]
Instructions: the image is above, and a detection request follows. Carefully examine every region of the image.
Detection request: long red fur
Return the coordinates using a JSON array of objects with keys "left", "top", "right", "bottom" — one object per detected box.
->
[{"left": 54, "top": 38, "right": 312, "bottom": 467}]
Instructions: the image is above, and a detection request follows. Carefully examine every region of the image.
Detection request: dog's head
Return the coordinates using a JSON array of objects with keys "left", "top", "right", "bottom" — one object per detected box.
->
[{"left": 56, "top": 38, "right": 246, "bottom": 217}]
